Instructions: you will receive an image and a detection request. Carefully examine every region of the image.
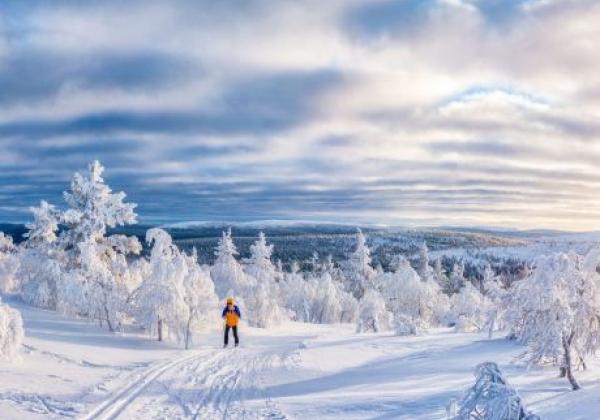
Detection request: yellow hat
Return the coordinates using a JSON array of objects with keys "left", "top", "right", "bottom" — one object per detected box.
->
[{"left": 226, "top": 297, "right": 234, "bottom": 304}]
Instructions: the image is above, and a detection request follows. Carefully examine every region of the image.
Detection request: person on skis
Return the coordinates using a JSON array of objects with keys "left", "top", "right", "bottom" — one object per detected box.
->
[{"left": 222, "top": 297, "right": 241, "bottom": 347}]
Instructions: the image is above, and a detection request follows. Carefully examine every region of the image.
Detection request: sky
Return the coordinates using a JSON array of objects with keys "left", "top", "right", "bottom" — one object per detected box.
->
[{"left": 1, "top": 0, "right": 599, "bottom": 230}]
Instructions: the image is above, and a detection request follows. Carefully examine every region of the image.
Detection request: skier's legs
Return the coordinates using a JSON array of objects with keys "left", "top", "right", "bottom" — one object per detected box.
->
[
  {"left": 224, "top": 325, "right": 230, "bottom": 346},
  {"left": 233, "top": 326, "right": 239, "bottom": 346}
]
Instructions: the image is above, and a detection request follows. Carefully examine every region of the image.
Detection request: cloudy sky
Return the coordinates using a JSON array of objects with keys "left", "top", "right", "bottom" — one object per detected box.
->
[{"left": 1, "top": 0, "right": 599, "bottom": 230}]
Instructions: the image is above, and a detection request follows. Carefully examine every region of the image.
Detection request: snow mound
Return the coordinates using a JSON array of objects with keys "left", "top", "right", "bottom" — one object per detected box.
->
[{"left": 0, "top": 299, "right": 24, "bottom": 361}]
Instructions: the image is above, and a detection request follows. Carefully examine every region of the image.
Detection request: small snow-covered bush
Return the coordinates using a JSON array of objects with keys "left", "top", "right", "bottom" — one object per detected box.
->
[
  {"left": 0, "top": 232, "right": 19, "bottom": 293},
  {"left": 0, "top": 298, "right": 24, "bottom": 361},
  {"left": 393, "top": 313, "right": 417, "bottom": 336},
  {"left": 356, "top": 289, "right": 390, "bottom": 333},
  {"left": 451, "top": 362, "right": 538, "bottom": 420},
  {"left": 451, "top": 283, "right": 486, "bottom": 332}
]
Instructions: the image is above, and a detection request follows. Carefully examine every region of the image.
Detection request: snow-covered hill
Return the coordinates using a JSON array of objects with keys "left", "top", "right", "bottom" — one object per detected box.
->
[{"left": 1, "top": 297, "right": 599, "bottom": 419}]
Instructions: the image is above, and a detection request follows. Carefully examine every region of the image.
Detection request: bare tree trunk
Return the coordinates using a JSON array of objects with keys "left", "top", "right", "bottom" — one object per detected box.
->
[
  {"left": 158, "top": 318, "right": 163, "bottom": 342},
  {"left": 487, "top": 316, "right": 495, "bottom": 340},
  {"left": 104, "top": 305, "right": 115, "bottom": 333},
  {"left": 185, "top": 318, "right": 191, "bottom": 350},
  {"left": 562, "top": 333, "right": 580, "bottom": 390}
]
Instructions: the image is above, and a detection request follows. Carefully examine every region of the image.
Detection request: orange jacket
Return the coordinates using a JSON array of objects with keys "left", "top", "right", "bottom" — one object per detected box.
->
[{"left": 222, "top": 305, "right": 241, "bottom": 327}]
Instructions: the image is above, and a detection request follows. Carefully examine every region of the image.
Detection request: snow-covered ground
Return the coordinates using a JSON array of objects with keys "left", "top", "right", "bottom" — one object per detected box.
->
[{"left": 1, "top": 297, "right": 599, "bottom": 419}]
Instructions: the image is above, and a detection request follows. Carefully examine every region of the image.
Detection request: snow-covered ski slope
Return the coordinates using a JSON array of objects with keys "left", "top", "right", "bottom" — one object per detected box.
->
[{"left": 1, "top": 298, "right": 600, "bottom": 419}]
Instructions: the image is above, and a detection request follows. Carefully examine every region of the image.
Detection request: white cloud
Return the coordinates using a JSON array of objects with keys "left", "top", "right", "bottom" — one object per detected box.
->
[{"left": 0, "top": 0, "right": 599, "bottom": 229}]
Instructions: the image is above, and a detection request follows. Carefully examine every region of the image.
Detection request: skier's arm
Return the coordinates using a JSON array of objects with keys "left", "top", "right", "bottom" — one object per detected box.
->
[
  {"left": 221, "top": 307, "right": 227, "bottom": 318},
  {"left": 235, "top": 306, "right": 241, "bottom": 319}
]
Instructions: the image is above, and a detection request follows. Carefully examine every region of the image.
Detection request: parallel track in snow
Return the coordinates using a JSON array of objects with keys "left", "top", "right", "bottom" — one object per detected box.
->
[
  {"left": 80, "top": 351, "right": 212, "bottom": 420},
  {"left": 80, "top": 345, "right": 290, "bottom": 419}
]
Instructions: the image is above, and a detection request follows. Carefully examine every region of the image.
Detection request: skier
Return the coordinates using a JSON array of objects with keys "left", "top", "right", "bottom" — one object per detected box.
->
[{"left": 222, "top": 297, "right": 241, "bottom": 347}]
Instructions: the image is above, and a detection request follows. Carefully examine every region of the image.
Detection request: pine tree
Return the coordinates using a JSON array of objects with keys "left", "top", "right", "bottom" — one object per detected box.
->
[
  {"left": 416, "top": 242, "right": 433, "bottom": 281},
  {"left": 19, "top": 201, "right": 63, "bottom": 309},
  {"left": 136, "top": 229, "right": 188, "bottom": 342},
  {"left": 181, "top": 248, "right": 218, "bottom": 349},
  {"left": 345, "top": 228, "right": 375, "bottom": 300},
  {"left": 211, "top": 229, "right": 250, "bottom": 299},
  {"left": 243, "top": 233, "right": 286, "bottom": 328},
  {"left": 446, "top": 261, "right": 466, "bottom": 295},
  {"left": 56, "top": 161, "right": 141, "bottom": 331}
]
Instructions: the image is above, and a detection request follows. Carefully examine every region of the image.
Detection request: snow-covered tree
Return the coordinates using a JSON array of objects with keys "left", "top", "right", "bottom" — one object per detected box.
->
[
  {"left": 506, "top": 251, "right": 600, "bottom": 390},
  {"left": 18, "top": 201, "right": 63, "bottom": 308},
  {"left": 135, "top": 229, "right": 187, "bottom": 342},
  {"left": 416, "top": 242, "right": 433, "bottom": 281},
  {"left": 356, "top": 289, "right": 391, "bottom": 333},
  {"left": 23, "top": 200, "right": 60, "bottom": 245},
  {"left": 377, "top": 257, "right": 448, "bottom": 332},
  {"left": 433, "top": 257, "right": 448, "bottom": 288},
  {"left": 378, "top": 263, "right": 422, "bottom": 322},
  {"left": 451, "top": 283, "right": 486, "bottom": 333},
  {"left": 421, "top": 275, "right": 450, "bottom": 327},
  {"left": 54, "top": 161, "right": 141, "bottom": 331},
  {"left": 211, "top": 229, "right": 250, "bottom": 299},
  {"left": 240, "top": 233, "right": 287, "bottom": 328},
  {"left": 181, "top": 248, "right": 219, "bottom": 349},
  {"left": 0, "top": 297, "right": 24, "bottom": 361},
  {"left": 244, "top": 232, "right": 276, "bottom": 282},
  {"left": 338, "top": 288, "right": 359, "bottom": 323},
  {"left": 245, "top": 278, "right": 286, "bottom": 328},
  {"left": 393, "top": 313, "right": 418, "bottom": 336},
  {"left": 451, "top": 362, "right": 539, "bottom": 420},
  {"left": 60, "top": 160, "right": 137, "bottom": 252},
  {"left": 482, "top": 265, "right": 506, "bottom": 339},
  {"left": 446, "top": 262, "right": 466, "bottom": 295},
  {"left": 0, "top": 232, "right": 19, "bottom": 293},
  {"left": 312, "top": 273, "right": 344, "bottom": 324},
  {"left": 281, "top": 265, "right": 357, "bottom": 325},
  {"left": 344, "top": 228, "right": 375, "bottom": 300},
  {"left": 280, "top": 262, "right": 311, "bottom": 322}
]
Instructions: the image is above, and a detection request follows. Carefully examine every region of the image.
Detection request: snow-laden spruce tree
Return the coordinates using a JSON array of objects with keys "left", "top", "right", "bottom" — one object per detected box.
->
[
  {"left": 416, "top": 242, "right": 433, "bottom": 281},
  {"left": 211, "top": 229, "right": 252, "bottom": 299},
  {"left": 55, "top": 161, "right": 141, "bottom": 331},
  {"left": 18, "top": 201, "right": 64, "bottom": 309},
  {"left": 0, "top": 232, "right": 19, "bottom": 293},
  {"left": 356, "top": 289, "right": 391, "bottom": 332},
  {"left": 311, "top": 272, "right": 343, "bottom": 324},
  {"left": 244, "top": 232, "right": 276, "bottom": 282},
  {"left": 482, "top": 265, "right": 506, "bottom": 339},
  {"left": 181, "top": 248, "right": 219, "bottom": 348},
  {"left": 344, "top": 228, "right": 376, "bottom": 300},
  {"left": 450, "top": 362, "right": 539, "bottom": 420},
  {"left": 433, "top": 257, "right": 448, "bottom": 288},
  {"left": 444, "top": 261, "right": 466, "bottom": 295},
  {"left": 0, "top": 296, "right": 24, "bottom": 361},
  {"left": 280, "top": 262, "right": 312, "bottom": 322},
  {"left": 451, "top": 282, "right": 486, "bottom": 333},
  {"left": 506, "top": 251, "right": 600, "bottom": 390},
  {"left": 243, "top": 233, "right": 286, "bottom": 328},
  {"left": 135, "top": 228, "right": 188, "bottom": 342}
]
